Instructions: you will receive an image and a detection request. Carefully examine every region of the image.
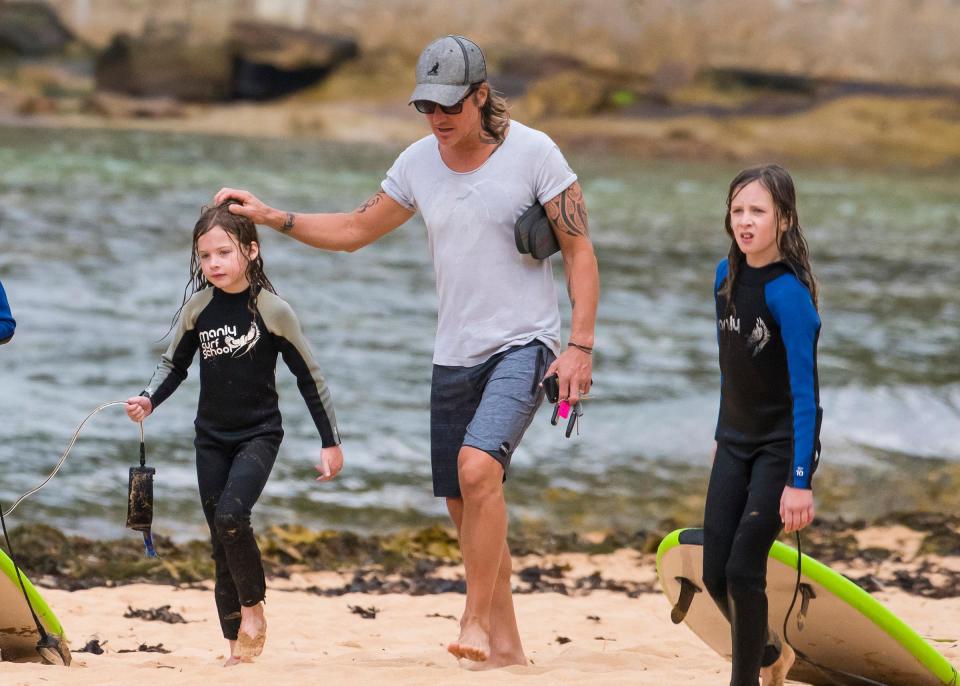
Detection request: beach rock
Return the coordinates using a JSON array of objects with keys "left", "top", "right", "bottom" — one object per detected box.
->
[
  {"left": 493, "top": 51, "right": 587, "bottom": 97},
  {"left": 230, "top": 20, "right": 358, "bottom": 100},
  {"left": 85, "top": 91, "right": 185, "bottom": 118},
  {"left": 0, "top": 1, "right": 74, "bottom": 56},
  {"left": 523, "top": 69, "right": 610, "bottom": 118},
  {"left": 94, "top": 25, "right": 234, "bottom": 101},
  {"left": 93, "top": 20, "right": 357, "bottom": 102}
]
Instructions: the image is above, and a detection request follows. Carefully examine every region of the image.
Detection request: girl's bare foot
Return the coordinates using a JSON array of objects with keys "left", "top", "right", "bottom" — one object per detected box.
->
[
  {"left": 761, "top": 642, "right": 795, "bottom": 686},
  {"left": 223, "top": 639, "right": 252, "bottom": 667},
  {"left": 236, "top": 603, "right": 267, "bottom": 659},
  {"left": 447, "top": 620, "right": 490, "bottom": 662},
  {"left": 461, "top": 651, "right": 527, "bottom": 670}
]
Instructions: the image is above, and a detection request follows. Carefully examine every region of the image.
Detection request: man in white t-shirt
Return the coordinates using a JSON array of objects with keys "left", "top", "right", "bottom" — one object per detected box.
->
[{"left": 216, "top": 35, "right": 599, "bottom": 668}]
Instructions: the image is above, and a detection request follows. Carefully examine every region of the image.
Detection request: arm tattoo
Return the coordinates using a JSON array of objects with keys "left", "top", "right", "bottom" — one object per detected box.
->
[
  {"left": 546, "top": 184, "right": 589, "bottom": 237},
  {"left": 357, "top": 191, "right": 385, "bottom": 214},
  {"left": 281, "top": 212, "right": 296, "bottom": 234}
]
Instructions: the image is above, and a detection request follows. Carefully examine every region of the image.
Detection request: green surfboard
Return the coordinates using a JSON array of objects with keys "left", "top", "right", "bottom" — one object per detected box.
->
[
  {"left": 0, "top": 548, "right": 71, "bottom": 664},
  {"left": 657, "top": 528, "right": 957, "bottom": 686}
]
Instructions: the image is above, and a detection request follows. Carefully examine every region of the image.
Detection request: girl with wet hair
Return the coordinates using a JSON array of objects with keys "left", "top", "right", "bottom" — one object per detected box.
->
[
  {"left": 125, "top": 201, "right": 344, "bottom": 666},
  {"left": 703, "top": 164, "right": 822, "bottom": 686}
]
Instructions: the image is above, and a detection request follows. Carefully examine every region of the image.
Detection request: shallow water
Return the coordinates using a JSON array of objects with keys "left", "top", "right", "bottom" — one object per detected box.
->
[{"left": 0, "top": 125, "right": 957, "bottom": 540}]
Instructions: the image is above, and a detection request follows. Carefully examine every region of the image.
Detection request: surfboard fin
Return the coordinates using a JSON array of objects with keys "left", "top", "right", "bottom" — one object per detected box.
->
[
  {"left": 36, "top": 631, "right": 71, "bottom": 667},
  {"left": 671, "top": 577, "right": 702, "bottom": 624},
  {"left": 797, "top": 583, "right": 816, "bottom": 630}
]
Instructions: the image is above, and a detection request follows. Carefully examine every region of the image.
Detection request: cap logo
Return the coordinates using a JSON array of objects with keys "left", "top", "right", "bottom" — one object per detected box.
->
[{"left": 427, "top": 61, "right": 439, "bottom": 76}]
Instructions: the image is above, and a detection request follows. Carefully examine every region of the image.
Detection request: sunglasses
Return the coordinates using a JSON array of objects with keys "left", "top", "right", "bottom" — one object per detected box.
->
[{"left": 413, "top": 86, "right": 478, "bottom": 115}]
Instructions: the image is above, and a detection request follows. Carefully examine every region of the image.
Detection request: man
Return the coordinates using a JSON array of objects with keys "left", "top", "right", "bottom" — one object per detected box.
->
[{"left": 215, "top": 34, "right": 599, "bottom": 668}]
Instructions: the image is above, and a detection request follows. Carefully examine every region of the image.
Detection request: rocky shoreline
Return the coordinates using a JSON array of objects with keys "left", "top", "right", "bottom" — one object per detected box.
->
[
  {"left": 5, "top": 513, "right": 960, "bottom": 600},
  {"left": 2, "top": 3, "right": 959, "bottom": 168}
]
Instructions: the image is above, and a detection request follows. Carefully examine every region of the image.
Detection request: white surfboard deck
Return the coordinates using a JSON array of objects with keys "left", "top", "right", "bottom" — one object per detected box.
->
[{"left": 657, "top": 528, "right": 957, "bottom": 686}]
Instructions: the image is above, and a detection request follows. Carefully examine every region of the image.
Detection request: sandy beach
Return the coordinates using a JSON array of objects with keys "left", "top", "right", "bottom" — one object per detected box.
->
[{"left": 2, "top": 538, "right": 959, "bottom": 686}]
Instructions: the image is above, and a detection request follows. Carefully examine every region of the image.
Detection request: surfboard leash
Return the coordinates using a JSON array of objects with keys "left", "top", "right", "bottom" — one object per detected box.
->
[
  {"left": 783, "top": 531, "right": 891, "bottom": 686},
  {"left": 1, "top": 400, "right": 158, "bottom": 558}
]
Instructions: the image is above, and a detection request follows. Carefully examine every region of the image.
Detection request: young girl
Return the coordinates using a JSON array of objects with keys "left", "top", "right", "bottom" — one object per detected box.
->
[
  {"left": 702, "top": 164, "right": 822, "bottom": 686},
  {"left": 126, "top": 201, "right": 343, "bottom": 666}
]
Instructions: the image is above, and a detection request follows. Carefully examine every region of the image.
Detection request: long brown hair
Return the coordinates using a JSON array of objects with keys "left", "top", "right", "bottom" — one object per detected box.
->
[
  {"left": 475, "top": 81, "right": 510, "bottom": 143},
  {"left": 718, "top": 164, "right": 818, "bottom": 314},
  {"left": 168, "top": 201, "right": 276, "bottom": 334}
]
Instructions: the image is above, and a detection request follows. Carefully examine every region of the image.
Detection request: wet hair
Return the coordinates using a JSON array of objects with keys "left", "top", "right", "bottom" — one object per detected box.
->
[
  {"left": 718, "top": 164, "right": 819, "bottom": 315},
  {"left": 474, "top": 81, "right": 510, "bottom": 143},
  {"left": 168, "top": 201, "right": 276, "bottom": 334}
]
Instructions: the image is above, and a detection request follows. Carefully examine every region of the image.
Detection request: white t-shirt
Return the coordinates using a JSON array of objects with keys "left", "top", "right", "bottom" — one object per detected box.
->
[{"left": 381, "top": 121, "right": 577, "bottom": 366}]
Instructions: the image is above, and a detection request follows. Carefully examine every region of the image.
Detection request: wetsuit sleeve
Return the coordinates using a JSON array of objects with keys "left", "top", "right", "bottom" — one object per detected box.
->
[
  {"left": 766, "top": 275, "right": 822, "bottom": 488},
  {"left": 713, "top": 259, "right": 729, "bottom": 439},
  {"left": 142, "top": 292, "right": 208, "bottom": 409},
  {"left": 260, "top": 294, "right": 340, "bottom": 447},
  {"left": 0, "top": 280, "right": 15, "bottom": 344}
]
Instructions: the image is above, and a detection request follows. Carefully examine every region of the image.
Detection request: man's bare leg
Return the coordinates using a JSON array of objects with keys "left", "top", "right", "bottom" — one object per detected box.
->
[
  {"left": 445, "top": 447, "right": 522, "bottom": 663},
  {"left": 447, "top": 496, "right": 527, "bottom": 668}
]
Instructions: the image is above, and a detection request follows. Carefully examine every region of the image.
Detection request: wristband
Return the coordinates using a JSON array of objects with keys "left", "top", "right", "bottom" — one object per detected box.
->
[{"left": 568, "top": 342, "right": 593, "bottom": 354}]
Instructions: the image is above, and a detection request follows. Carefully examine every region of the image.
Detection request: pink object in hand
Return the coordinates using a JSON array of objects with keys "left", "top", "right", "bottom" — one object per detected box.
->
[{"left": 557, "top": 400, "right": 571, "bottom": 419}]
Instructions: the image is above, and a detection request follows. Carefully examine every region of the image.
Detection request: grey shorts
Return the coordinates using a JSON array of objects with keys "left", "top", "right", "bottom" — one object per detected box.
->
[{"left": 430, "top": 340, "right": 554, "bottom": 498}]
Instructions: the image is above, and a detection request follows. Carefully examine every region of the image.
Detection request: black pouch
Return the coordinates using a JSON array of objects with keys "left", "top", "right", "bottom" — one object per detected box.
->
[{"left": 515, "top": 202, "right": 560, "bottom": 260}]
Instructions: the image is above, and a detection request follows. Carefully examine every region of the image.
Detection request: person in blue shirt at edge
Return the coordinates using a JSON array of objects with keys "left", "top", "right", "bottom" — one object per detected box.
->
[
  {"left": 214, "top": 35, "right": 599, "bottom": 669},
  {"left": 704, "top": 164, "right": 822, "bottom": 686},
  {"left": 0, "top": 278, "right": 15, "bottom": 344}
]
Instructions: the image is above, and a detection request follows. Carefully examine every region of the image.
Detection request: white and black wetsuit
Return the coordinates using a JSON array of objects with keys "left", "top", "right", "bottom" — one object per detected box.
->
[
  {"left": 142, "top": 286, "right": 339, "bottom": 640},
  {"left": 703, "top": 258, "right": 822, "bottom": 685}
]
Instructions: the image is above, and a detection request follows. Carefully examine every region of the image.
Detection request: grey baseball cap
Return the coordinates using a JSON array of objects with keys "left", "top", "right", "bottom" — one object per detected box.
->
[{"left": 409, "top": 35, "right": 487, "bottom": 106}]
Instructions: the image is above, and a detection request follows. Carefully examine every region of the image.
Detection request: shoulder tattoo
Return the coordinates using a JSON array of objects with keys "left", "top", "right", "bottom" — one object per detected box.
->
[{"left": 546, "top": 184, "right": 589, "bottom": 237}]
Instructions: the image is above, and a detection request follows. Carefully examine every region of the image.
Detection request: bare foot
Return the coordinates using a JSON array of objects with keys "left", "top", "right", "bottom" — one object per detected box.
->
[
  {"left": 447, "top": 621, "right": 490, "bottom": 662},
  {"left": 460, "top": 651, "right": 527, "bottom": 670},
  {"left": 223, "top": 639, "right": 252, "bottom": 667},
  {"left": 236, "top": 604, "right": 267, "bottom": 659},
  {"left": 761, "top": 642, "right": 796, "bottom": 686}
]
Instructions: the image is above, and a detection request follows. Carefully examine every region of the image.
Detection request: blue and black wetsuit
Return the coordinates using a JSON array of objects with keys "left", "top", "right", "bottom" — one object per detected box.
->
[
  {"left": 702, "top": 258, "right": 822, "bottom": 686},
  {"left": 0, "top": 279, "right": 15, "bottom": 344},
  {"left": 142, "top": 286, "right": 339, "bottom": 640}
]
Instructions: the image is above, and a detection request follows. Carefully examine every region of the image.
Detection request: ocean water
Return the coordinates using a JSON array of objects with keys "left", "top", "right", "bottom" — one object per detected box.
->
[{"left": 0, "top": 125, "right": 957, "bottom": 540}]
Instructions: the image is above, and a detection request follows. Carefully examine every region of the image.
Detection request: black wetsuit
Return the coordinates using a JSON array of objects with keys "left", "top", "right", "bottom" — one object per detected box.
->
[
  {"left": 143, "top": 287, "right": 339, "bottom": 639},
  {"left": 703, "top": 259, "right": 821, "bottom": 685}
]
